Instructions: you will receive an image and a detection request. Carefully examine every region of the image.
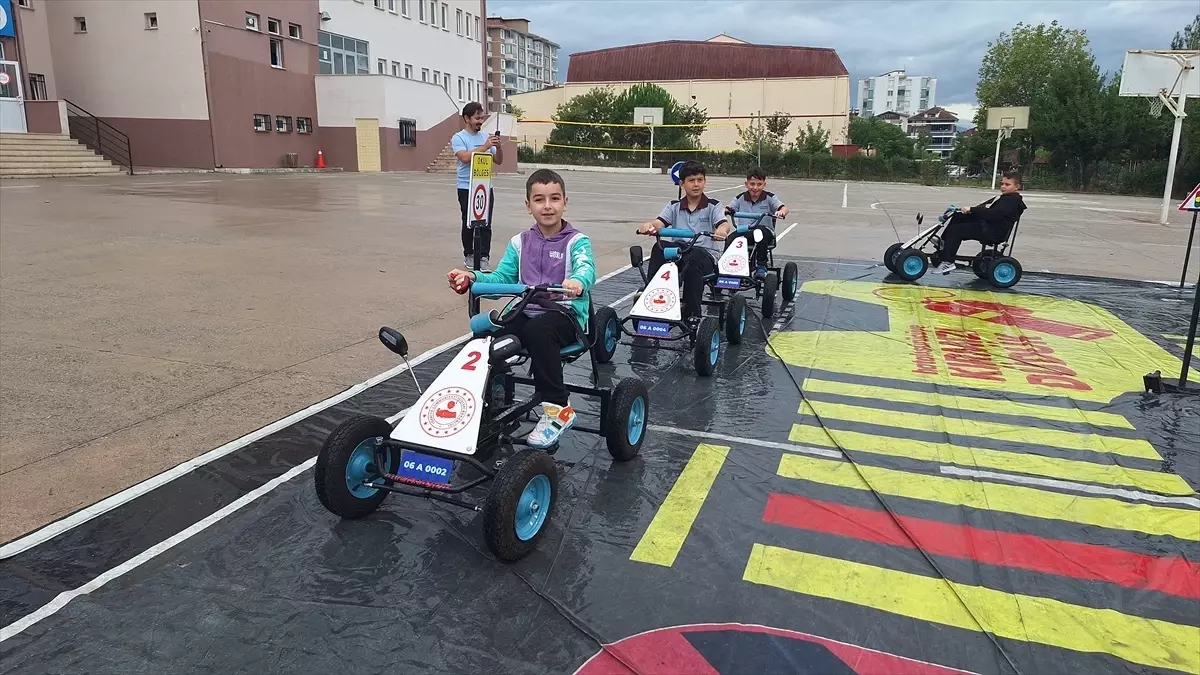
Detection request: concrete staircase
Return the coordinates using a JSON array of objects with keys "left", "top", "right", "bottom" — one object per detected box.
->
[
  {"left": 0, "top": 133, "right": 124, "bottom": 178},
  {"left": 425, "top": 142, "right": 457, "bottom": 173}
]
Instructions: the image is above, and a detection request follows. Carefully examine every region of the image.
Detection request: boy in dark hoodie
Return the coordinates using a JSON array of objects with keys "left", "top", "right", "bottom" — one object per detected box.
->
[
  {"left": 932, "top": 170, "right": 1027, "bottom": 275},
  {"left": 448, "top": 169, "right": 595, "bottom": 449}
]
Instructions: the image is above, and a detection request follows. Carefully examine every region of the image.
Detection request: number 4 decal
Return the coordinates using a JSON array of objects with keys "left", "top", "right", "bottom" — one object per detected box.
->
[{"left": 660, "top": 270, "right": 671, "bottom": 281}]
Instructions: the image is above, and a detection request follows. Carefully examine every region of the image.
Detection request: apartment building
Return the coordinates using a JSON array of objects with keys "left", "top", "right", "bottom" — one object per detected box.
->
[
  {"left": 858, "top": 69, "right": 935, "bottom": 118},
  {"left": 485, "top": 17, "right": 558, "bottom": 113},
  {"left": 0, "top": 0, "right": 492, "bottom": 171},
  {"left": 906, "top": 106, "right": 958, "bottom": 159}
]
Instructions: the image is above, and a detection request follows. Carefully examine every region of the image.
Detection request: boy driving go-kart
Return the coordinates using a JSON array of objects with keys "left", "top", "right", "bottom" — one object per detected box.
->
[
  {"left": 723, "top": 167, "right": 790, "bottom": 280},
  {"left": 931, "top": 170, "right": 1026, "bottom": 275}
]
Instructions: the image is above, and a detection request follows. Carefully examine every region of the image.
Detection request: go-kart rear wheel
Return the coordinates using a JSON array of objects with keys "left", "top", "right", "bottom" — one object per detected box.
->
[
  {"left": 693, "top": 316, "right": 720, "bottom": 376},
  {"left": 605, "top": 377, "right": 649, "bottom": 461},
  {"left": 591, "top": 306, "right": 620, "bottom": 363},
  {"left": 724, "top": 295, "right": 747, "bottom": 344},
  {"left": 761, "top": 272, "right": 779, "bottom": 319},
  {"left": 884, "top": 243, "right": 903, "bottom": 273},
  {"left": 987, "top": 256, "right": 1022, "bottom": 289},
  {"left": 782, "top": 262, "right": 799, "bottom": 302},
  {"left": 314, "top": 415, "right": 397, "bottom": 519},
  {"left": 894, "top": 248, "right": 929, "bottom": 281},
  {"left": 972, "top": 252, "right": 996, "bottom": 279},
  {"left": 482, "top": 449, "right": 558, "bottom": 562}
]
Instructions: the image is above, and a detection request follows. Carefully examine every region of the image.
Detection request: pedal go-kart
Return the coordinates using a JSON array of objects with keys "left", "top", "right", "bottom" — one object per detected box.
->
[
  {"left": 622, "top": 228, "right": 729, "bottom": 376},
  {"left": 314, "top": 283, "right": 650, "bottom": 562},
  {"left": 713, "top": 211, "right": 800, "bottom": 344},
  {"left": 884, "top": 206, "right": 1024, "bottom": 289}
]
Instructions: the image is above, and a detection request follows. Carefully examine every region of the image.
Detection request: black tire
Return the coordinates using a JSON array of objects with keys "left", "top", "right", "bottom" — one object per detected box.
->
[
  {"left": 724, "top": 295, "right": 747, "bottom": 345},
  {"left": 884, "top": 243, "right": 903, "bottom": 273},
  {"left": 693, "top": 316, "right": 720, "bottom": 376},
  {"left": 605, "top": 377, "right": 649, "bottom": 461},
  {"left": 972, "top": 252, "right": 995, "bottom": 279},
  {"left": 481, "top": 449, "right": 558, "bottom": 562},
  {"left": 894, "top": 249, "right": 929, "bottom": 281},
  {"left": 762, "top": 272, "right": 779, "bottom": 319},
  {"left": 782, "top": 262, "right": 799, "bottom": 302},
  {"left": 591, "top": 306, "right": 620, "bottom": 364},
  {"left": 314, "top": 415, "right": 398, "bottom": 519},
  {"left": 987, "top": 256, "right": 1023, "bottom": 289}
]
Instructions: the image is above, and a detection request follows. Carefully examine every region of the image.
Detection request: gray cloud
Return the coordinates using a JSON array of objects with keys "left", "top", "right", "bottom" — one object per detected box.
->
[{"left": 489, "top": 0, "right": 1194, "bottom": 114}]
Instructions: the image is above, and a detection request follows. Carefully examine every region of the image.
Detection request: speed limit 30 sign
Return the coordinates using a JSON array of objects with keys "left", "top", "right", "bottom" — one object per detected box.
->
[{"left": 468, "top": 152, "right": 493, "bottom": 228}]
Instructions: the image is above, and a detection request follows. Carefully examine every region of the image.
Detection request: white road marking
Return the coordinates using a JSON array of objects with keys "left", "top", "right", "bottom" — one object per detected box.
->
[
  {"left": 647, "top": 426, "right": 842, "bottom": 459},
  {"left": 0, "top": 184, "right": 39, "bottom": 189},
  {"left": 777, "top": 223, "right": 798, "bottom": 240},
  {"left": 939, "top": 466, "right": 1200, "bottom": 507},
  {"left": 0, "top": 276, "right": 647, "bottom": 637},
  {"left": 841, "top": 183, "right": 848, "bottom": 208},
  {"left": 870, "top": 202, "right": 879, "bottom": 210}
]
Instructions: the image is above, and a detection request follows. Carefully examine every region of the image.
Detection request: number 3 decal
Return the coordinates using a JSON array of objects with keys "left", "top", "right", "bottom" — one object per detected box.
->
[{"left": 462, "top": 351, "right": 482, "bottom": 370}]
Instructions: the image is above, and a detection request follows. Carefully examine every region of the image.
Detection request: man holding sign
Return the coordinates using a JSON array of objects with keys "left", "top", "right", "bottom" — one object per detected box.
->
[{"left": 453, "top": 102, "right": 504, "bottom": 270}]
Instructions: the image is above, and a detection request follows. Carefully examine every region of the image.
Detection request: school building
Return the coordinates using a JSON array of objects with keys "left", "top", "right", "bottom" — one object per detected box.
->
[
  {"left": 0, "top": 0, "right": 514, "bottom": 175},
  {"left": 508, "top": 34, "right": 852, "bottom": 153}
]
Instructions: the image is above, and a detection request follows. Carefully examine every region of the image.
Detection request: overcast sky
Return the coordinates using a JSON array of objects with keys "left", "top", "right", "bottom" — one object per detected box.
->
[{"left": 488, "top": 0, "right": 1195, "bottom": 125}]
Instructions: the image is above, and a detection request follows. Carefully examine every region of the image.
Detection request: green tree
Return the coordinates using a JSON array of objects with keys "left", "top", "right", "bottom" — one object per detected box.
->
[
  {"left": 951, "top": 131, "right": 994, "bottom": 173},
  {"left": 506, "top": 104, "right": 525, "bottom": 120},
  {"left": 1171, "top": 13, "right": 1200, "bottom": 49},
  {"left": 1168, "top": 14, "right": 1200, "bottom": 195},
  {"left": 547, "top": 87, "right": 619, "bottom": 151},
  {"left": 737, "top": 112, "right": 791, "bottom": 156},
  {"left": 1035, "top": 51, "right": 1112, "bottom": 187},
  {"left": 608, "top": 83, "right": 707, "bottom": 151},
  {"left": 794, "top": 122, "right": 830, "bottom": 154},
  {"left": 848, "top": 116, "right": 913, "bottom": 158}
]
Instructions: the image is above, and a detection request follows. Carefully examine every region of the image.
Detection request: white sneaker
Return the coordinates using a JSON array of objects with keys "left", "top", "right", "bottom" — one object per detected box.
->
[
  {"left": 527, "top": 402, "right": 576, "bottom": 449},
  {"left": 464, "top": 255, "right": 474, "bottom": 269},
  {"left": 480, "top": 256, "right": 491, "bottom": 272},
  {"left": 933, "top": 262, "right": 956, "bottom": 275}
]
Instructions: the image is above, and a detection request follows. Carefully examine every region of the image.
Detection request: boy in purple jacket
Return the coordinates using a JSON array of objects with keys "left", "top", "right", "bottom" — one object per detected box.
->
[{"left": 447, "top": 169, "right": 596, "bottom": 448}]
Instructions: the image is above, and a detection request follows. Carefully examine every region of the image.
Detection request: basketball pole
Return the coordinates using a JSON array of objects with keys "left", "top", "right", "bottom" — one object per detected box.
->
[
  {"left": 1160, "top": 90, "right": 1187, "bottom": 225},
  {"left": 989, "top": 128, "right": 1007, "bottom": 191}
]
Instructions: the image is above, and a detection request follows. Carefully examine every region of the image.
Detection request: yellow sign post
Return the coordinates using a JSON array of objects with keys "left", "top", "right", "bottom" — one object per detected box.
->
[{"left": 468, "top": 152, "right": 493, "bottom": 229}]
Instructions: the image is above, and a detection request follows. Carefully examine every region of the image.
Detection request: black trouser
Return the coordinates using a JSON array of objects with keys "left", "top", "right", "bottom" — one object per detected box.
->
[
  {"left": 937, "top": 214, "right": 985, "bottom": 263},
  {"left": 647, "top": 243, "right": 716, "bottom": 320},
  {"left": 457, "top": 188, "right": 494, "bottom": 259},
  {"left": 496, "top": 310, "right": 576, "bottom": 406},
  {"left": 724, "top": 228, "right": 775, "bottom": 265}
]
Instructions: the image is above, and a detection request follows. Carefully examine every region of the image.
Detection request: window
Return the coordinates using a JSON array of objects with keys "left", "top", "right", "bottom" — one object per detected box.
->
[
  {"left": 270, "top": 38, "right": 285, "bottom": 68},
  {"left": 404, "top": 64, "right": 413, "bottom": 78},
  {"left": 429, "top": 1, "right": 436, "bottom": 27},
  {"left": 28, "top": 74, "right": 47, "bottom": 101},
  {"left": 267, "top": 18, "right": 280, "bottom": 34},
  {"left": 456, "top": 9, "right": 462, "bottom": 35},
  {"left": 388, "top": 0, "right": 397, "bottom": 11},
  {"left": 74, "top": 16, "right": 87, "bottom": 33},
  {"left": 421, "top": 68, "right": 429, "bottom": 82},
  {"left": 253, "top": 114, "right": 271, "bottom": 132},
  {"left": 391, "top": 61, "right": 400, "bottom": 76},
  {"left": 398, "top": 119, "right": 416, "bottom": 146},
  {"left": 465, "top": 13, "right": 471, "bottom": 38},
  {"left": 401, "top": 0, "right": 409, "bottom": 17},
  {"left": 377, "top": 58, "right": 386, "bottom": 74},
  {"left": 432, "top": 71, "right": 440, "bottom": 86},
  {"left": 288, "top": 23, "right": 301, "bottom": 39},
  {"left": 418, "top": 0, "right": 425, "bottom": 22},
  {"left": 17, "top": 0, "right": 32, "bottom": 7},
  {"left": 245, "top": 12, "right": 259, "bottom": 31},
  {"left": 297, "top": 117, "right": 313, "bottom": 134},
  {"left": 440, "top": 3, "right": 447, "bottom": 30},
  {"left": 474, "top": 17, "right": 480, "bottom": 40},
  {"left": 275, "top": 116, "right": 292, "bottom": 133},
  {"left": 373, "top": 0, "right": 384, "bottom": 9},
  {"left": 442, "top": 78, "right": 449, "bottom": 93},
  {"left": 317, "top": 31, "right": 369, "bottom": 75},
  {"left": 144, "top": 12, "right": 158, "bottom": 29},
  {"left": 458, "top": 76, "right": 464, "bottom": 100}
]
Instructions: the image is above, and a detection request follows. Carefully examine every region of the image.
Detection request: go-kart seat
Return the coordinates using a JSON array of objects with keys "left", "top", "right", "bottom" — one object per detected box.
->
[{"left": 559, "top": 341, "right": 588, "bottom": 357}]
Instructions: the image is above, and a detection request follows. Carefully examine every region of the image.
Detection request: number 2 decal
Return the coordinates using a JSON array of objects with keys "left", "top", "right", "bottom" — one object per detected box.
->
[{"left": 462, "top": 351, "right": 482, "bottom": 370}]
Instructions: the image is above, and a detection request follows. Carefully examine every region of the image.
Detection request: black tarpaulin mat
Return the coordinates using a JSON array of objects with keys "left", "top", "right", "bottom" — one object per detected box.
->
[{"left": 1, "top": 260, "right": 1197, "bottom": 675}]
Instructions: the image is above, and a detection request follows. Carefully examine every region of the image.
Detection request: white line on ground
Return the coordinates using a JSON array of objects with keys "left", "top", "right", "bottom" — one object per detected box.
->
[
  {"left": 841, "top": 183, "right": 848, "bottom": 208},
  {"left": 0, "top": 184, "right": 39, "bottom": 189},
  {"left": 0, "top": 271, "right": 647, "bottom": 638},
  {"left": 647, "top": 426, "right": 842, "bottom": 459},
  {"left": 870, "top": 202, "right": 879, "bottom": 210},
  {"left": 939, "top": 466, "right": 1200, "bottom": 507},
  {"left": 0, "top": 458, "right": 319, "bottom": 642},
  {"left": 777, "top": 223, "right": 798, "bottom": 240}
]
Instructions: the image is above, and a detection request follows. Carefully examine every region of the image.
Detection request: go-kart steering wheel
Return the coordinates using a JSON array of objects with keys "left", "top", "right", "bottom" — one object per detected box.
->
[{"left": 469, "top": 283, "right": 569, "bottom": 331}]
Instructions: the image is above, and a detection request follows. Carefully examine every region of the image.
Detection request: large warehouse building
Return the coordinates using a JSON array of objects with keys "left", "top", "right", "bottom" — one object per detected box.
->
[{"left": 509, "top": 34, "right": 851, "bottom": 152}]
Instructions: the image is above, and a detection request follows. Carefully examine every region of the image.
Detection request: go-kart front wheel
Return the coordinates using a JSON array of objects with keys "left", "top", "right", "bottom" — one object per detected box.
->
[
  {"left": 605, "top": 377, "right": 649, "bottom": 461},
  {"left": 591, "top": 306, "right": 620, "bottom": 363},
  {"left": 693, "top": 316, "right": 721, "bottom": 376},
  {"left": 782, "top": 262, "right": 799, "bottom": 302},
  {"left": 482, "top": 449, "right": 559, "bottom": 562},
  {"left": 884, "top": 243, "right": 903, "bottom": 273},
  {"left": 894, "top": 249, "right": 929, "bottom": 281},
  {"left": 725, "top": 295, "right": 747, "bottom": 344},
  {"left": 314, "top": 415, "right": 398, "bottom": 519}
]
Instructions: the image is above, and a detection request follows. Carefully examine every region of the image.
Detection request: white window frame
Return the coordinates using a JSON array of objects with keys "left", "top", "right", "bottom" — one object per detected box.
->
[
  {"left": 144, "top": 12, "right": 158, "bottom": 30},
  {"left": 421, "top": 68, "right": 429, "bottom": 82},
  {"left": 377, "top": 58, "right": 386, "bottom": 74},
  {"left": 245, "top": 12, "right": 259, "bottom": 31},
  {"left": 269, "top": 37, "right": 285, "bottom": 69},
  {"left": 401, "top": 0, "right": 409, "bottom": 17},
  {"left": 391, "top": 61, "right": 400, "bottom": 77},
  {"left": 404, "top": 64, "right": 413, "bottom": 79},
  {"left": 288, "top": 23, "right": 302, "bottom": 39},
  {"left": 458, "top": 76, "right": 464, "bottom": 101},
  {"left": 440, "top": 3, "right": 448, "bottom": 30},
  {"left": 429, "top": 1, "right": 436, "bottom": 27},
  {"left": 388, "top": 0, "right": 398, "bottom": 13},
  {"left": 373, "top": 0, "right": 384, "bottom": 9},
  {"left": 267, "top": 17, "right": 281, "bottom": 35},
  {"left": 456, "top": 9, "right": 462, "bottom": 35}
]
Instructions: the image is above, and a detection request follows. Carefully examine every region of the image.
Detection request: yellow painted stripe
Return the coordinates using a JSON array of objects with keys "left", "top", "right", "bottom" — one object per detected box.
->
[
  {"left": 744, "top": 544, "right": 1200, "bottom": 673},
  {"left": 630, "top": 443, "right": 728, "bottom": 567},
  {"left": 788, "top": 424, "right": 1195, "bottom": 496},
  {"left": 800, "top": 400, "right": 1161, "bottom": 461},
  {"left": 777, "top": 454, "right": 1200, "bottom": 541},
  {"left": 803, "top": 378, "right": 1135, "bottom": 429}
]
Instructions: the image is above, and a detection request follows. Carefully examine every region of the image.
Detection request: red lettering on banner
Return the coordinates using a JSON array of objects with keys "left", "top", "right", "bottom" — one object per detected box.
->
[
  {"left": 923, "top": 299, "right": 1116, "bottom": 341},
  {"left": 934, "top": 328, "right": 1005, "bottom": 382},
  {"left": 909, "top": 325, "right": 939, "bottom": 375},
  {"left": 990, "top": 334, "right": 1092, "bottom": 391}
]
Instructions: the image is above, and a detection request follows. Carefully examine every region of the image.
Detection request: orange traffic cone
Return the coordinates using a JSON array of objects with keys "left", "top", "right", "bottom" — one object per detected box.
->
[{"left": 315, "top": 149, "right": 326, "bottom": 169}]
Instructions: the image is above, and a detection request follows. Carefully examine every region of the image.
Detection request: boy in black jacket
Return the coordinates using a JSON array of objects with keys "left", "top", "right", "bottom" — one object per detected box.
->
[{"left": 932, "top": 170, "right": 1027, "bottom": 274}]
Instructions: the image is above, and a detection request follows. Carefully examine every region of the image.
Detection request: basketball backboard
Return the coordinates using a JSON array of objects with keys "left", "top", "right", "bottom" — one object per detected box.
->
[
  {"left": 1118, "top": 50, "right": 1200, "bottom": 98},
  {"left": 633, "top": 107, "right": 663, "bottom": 126},
  {"left": 985, "top": 106, "right": 1030, "bottom": 133}
]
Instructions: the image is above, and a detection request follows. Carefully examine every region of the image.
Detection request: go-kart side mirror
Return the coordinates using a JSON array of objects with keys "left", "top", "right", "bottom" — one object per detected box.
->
[
  {"left": 629, "top": 245, "right": 644, "bottom": 268},
  {"left": 490, "top": 334, "right": 523, "bottom": 363},
  {"left": 752, "top": 228, "right": 765, "bottom": 243},
  {"left": 378, "top": 327, "right": 409, "bottom": 357},
  {"left": 916, "top": 213, "right": 924, "bottom": 225}
]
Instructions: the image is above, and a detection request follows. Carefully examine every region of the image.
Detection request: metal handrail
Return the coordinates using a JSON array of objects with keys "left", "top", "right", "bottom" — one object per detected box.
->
[{"left": 63, "top": 99, "right": 133, "bottom": 175}]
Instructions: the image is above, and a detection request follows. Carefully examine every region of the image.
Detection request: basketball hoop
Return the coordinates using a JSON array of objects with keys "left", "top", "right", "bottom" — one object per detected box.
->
[
  {"left": 1148, "top": 91, "right": 1167, "bottom": 118},
  {"left": 1000, "top": 126, "right": 1014, "bottom": 140}
]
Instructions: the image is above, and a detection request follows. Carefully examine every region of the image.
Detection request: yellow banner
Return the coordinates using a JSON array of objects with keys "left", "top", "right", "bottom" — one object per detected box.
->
[{"left": 470, "top": 152, "right": 493, "bottom": 180}]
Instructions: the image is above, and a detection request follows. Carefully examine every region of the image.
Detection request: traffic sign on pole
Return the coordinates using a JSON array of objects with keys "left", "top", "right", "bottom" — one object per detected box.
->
[
  {"left": 469, "top": 152, "right": 493, "bottom": 227},
  {"left": 669, "top": 161, "right": 684, "bottom": 186}
]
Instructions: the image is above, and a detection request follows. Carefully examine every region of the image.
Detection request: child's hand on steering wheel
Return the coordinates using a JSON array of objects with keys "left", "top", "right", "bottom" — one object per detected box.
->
[
  {"left": 713, "top": 222, "right": 733, "bottom": 241},
  {"left": 562, "top": 279, "right": 583, "bottom": 298},
  {"left": 447, "top": 269, "right": 474, "bottom": 294},
  {"left": 637, "top": 222, "right": 659, "bottom": 235}
]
